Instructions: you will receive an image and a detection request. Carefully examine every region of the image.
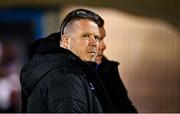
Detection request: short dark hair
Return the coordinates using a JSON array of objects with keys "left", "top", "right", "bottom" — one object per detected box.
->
[{"left": 60, "top": 8, "right": 104, "bottom": 36}]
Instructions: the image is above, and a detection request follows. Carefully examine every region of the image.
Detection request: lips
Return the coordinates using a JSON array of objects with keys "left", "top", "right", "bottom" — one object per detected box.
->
[{"left": 88, "top": 50, "right": 96, "bottom": 54}]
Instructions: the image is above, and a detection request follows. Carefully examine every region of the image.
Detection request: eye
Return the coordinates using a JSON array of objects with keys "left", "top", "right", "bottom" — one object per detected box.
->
[
  {"left": 82, "top": 34, "right": 90, "bottom": 38},
  {"left": 94, "top": 35, "right": 100, "bottom": 42}
]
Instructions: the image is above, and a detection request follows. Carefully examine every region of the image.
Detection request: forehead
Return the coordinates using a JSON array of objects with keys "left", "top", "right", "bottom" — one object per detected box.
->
[{"left": 99, "top": 27, "right": 106, "bottom": 38}]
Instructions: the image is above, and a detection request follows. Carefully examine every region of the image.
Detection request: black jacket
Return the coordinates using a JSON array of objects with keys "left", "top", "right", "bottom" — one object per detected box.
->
[
  {"left": 20, "top": 33, "right": 115, "bottom": 112},
  {"left": 96, "top": 57, "right": 138, "bottom": 112}
]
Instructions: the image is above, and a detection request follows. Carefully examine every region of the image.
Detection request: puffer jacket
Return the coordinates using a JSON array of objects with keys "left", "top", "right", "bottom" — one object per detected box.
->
[{"left": 20, "top": 33, "right": 115, "bottom": 112}]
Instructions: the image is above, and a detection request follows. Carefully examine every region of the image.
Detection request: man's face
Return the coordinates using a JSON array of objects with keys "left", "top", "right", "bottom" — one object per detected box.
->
[
  {"left": 63, "top": 19, "right": 100, "bottom": 62},
  {"left": 95, "top": 27, "right": 106, "bottom": 64}
]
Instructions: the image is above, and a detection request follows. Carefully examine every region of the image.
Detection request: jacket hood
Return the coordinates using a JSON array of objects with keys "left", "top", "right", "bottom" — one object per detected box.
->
[
  {"left": 28, "top": 32, "right": 60, "bottom": 60},
  {"left": 20, "top": 32, "right": 73, "bottom": 97}
]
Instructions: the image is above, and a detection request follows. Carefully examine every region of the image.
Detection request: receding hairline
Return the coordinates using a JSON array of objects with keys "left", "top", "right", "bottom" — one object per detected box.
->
[{"left": 63, "top": 18, "right": 98, "bottom": 35}]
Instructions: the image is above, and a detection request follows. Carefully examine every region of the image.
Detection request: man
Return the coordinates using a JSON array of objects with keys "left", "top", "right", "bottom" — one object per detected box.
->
[
  {"left": 20, "top": 9, "right": 114, "bottom": 112},
  {"left": 96, "top": 25, "right": 138, "bottom": 112}
]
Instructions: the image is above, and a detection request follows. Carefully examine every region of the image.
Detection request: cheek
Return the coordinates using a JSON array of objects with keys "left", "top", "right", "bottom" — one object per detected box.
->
[
  {"left": 102, "top": 42, "right": 106, "bottom": 50},
  {"left": 99, "top": 42, "right": 104, "bottom": 49},
  {"left": 79, "top": 39, "right": 90, "bottom": 48},
  {"left": 70, "top": 39, "right": 88, "bottom": 53}
]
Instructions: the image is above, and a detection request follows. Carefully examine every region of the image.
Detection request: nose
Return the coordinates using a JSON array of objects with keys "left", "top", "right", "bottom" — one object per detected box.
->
[
  {"left": 89, "top": 36, "right": 98, "bottom": 46},
  {"left": 99, "top": 40, "right": 106, "bottom": 50}
]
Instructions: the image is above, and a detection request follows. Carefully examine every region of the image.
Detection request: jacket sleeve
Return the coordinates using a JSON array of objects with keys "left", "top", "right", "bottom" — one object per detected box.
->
[{"left": 43, "top": 68, "right": 88, "bottom": 112}]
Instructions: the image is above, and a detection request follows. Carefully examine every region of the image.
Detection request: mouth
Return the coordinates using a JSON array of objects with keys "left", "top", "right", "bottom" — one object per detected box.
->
[
  {"left": 88, "top": 51, "right": 96, "bottom": 55},
  {"left": 97, "top": 54, "right": 103, "bottom": 57},
  {"left": 97, "top": 52, "right": 103, "bottom": 57}
]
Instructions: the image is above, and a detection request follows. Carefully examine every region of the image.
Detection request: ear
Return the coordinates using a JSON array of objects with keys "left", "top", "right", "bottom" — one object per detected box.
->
[{"left": 60, "top": 35, "right": 70, "bottom": 49}]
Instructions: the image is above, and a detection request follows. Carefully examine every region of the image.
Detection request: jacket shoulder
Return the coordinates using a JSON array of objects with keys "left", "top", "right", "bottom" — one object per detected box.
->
[{"left": 102, "top": 56, "right": 119, "bottom": 66}]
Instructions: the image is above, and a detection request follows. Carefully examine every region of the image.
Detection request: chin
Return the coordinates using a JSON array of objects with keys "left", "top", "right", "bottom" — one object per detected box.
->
[
  {"left": 85, "top": 54, "right": 96, "bottom": 61},
  {"left": 97, "top": 56, "right": 103, "bottom": 60},
  {"left": 89, "top": 57, "right": 96, "bottom": 62},
  {"left": 85, "top": 57, "right": 96, "bottom": 62},
  {"left": 95, "top": 57, "right": 102, "bottom": 64}
]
